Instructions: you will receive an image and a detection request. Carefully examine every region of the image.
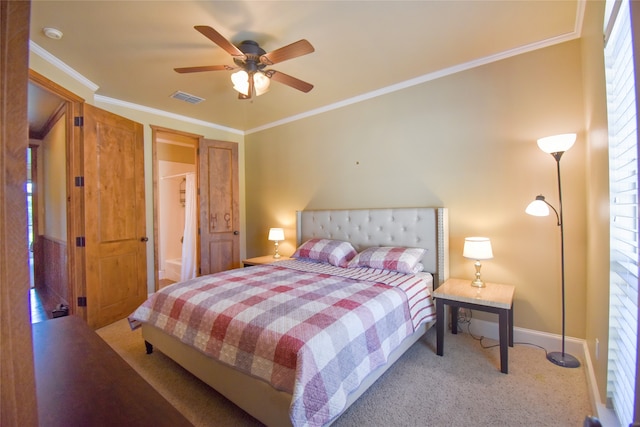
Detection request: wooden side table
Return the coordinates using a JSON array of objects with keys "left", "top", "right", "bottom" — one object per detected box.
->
[
  {"left": 433, "top": 278, "right": 515, "bottom": 374},
  {"left": 242, "top": 255, "right": 292, "bottom": 267}
]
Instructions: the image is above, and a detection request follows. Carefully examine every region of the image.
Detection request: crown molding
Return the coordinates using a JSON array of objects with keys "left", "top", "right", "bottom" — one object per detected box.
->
[
  {"left": 246, "top": 28, "right": 582, "bottom": 134},
  {"left": 29, "top": 41, "right": 99, "bottom": 92},
  {"left": 94, "top": 95, "right": 243, "bottom": 136}
]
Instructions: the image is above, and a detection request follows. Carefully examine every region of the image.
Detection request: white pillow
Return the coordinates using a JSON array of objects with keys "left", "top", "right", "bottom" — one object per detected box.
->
[
  {"left": 292, "top": 239, "right": 358, "bottom": 268},
  {"left": 348, "top": 246, "right": 426, "bottom": 274}
]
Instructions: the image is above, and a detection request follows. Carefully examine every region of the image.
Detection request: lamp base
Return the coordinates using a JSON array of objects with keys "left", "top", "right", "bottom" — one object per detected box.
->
[
  {"left": 547, "top": 351, "right": 580, "bottom": 368},
  {"left": 273, "top": 241, "right": 281, "bottom": 258},
  {"left": 470, "top": 279, "right": 486, "bottom": 288}
]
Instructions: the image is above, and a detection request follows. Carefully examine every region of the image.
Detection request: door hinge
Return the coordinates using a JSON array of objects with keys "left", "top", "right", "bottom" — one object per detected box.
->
[
  {"left": 76, "top": 236, "right": 86, "bottom": 247},
  {"left": 74, "top": 176, "right": 85, "bottom": 187},
  {"left": 77, "top": 296, "right": 87, "bottom": 307},
  {"left": 198, "top": 227, "right": 201, "bottom": 235},
  {"left": 74, "top": 116, "right": 84, "bottom": 127}
]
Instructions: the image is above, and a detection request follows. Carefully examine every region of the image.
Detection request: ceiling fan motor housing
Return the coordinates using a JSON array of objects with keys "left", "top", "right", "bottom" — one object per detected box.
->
[{"left": 234, "top": 40, "right": 266, "bottom": 73}]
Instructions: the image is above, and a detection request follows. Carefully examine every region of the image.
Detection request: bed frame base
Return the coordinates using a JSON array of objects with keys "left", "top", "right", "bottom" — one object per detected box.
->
[{"left": 142, "top": 321, "right": 431, "bottom": 427}]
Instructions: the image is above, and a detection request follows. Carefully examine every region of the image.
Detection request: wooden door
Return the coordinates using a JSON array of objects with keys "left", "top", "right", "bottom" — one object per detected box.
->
[
  {"left": 1, "top": 1, "right": 39, "bottom": 424},
  {"left": 83, "top": 104, "right": 147, "bottom": 329},
  {"left": 199, "top": 139, "right": 240, "bottom": 274}
]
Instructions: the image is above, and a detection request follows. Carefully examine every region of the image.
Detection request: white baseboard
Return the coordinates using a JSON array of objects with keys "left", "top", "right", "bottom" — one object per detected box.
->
[
  {"left": 464, "top": 317, "right": 620, "bottom": 426},
  {"left": 464, "top": 316, "right": 583, "bottom": 355}
]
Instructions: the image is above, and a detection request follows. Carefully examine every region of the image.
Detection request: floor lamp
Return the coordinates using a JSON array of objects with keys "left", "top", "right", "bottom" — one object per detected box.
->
[{"left": 525, "top": 133, "right": 580, "bottom": 368}]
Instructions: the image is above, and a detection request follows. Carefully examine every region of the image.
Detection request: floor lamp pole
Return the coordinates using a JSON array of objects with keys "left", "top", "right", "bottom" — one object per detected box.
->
[{"left": 548, "top": 152, "right": 580, "bottom": 368}]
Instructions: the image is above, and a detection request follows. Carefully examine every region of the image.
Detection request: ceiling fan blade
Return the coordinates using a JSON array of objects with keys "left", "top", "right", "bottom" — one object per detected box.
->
[
  {"left": 174, "top": 65, "right": 235, "bottom": 73},
  {"left": 260, "top": 39, "right": 314, "bottom": 66},
  {"left": 194, "top": 25, "right": 246, "bottom": 59},
  {"left": 268, "top": 70, "right": 314, "bottom": 93}
]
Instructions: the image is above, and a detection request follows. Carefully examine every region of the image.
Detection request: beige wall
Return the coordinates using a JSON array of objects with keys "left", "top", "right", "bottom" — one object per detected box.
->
[
  {"left": 42, "top": 115, "right": 67, "bottom": 242},
  {"left": 157, "top": 142, "right": 196, "bottom": 164},
  {"left": 246, "top": 39, "right": 589, "bottom": 338},
  {"left": 31, "top": 140, "right": 44, "bottom": 235},
  {"left": 580, "top": 1, "right": 611, "bottom": 403}
]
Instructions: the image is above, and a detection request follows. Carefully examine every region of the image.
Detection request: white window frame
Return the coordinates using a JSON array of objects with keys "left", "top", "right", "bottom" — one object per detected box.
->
[{"left": 604, "top": 1, "right": 640, "bottom": 426}]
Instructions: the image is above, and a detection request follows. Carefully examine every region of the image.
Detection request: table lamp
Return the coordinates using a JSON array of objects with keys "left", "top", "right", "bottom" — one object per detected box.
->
[
  {"left": 268, "top": 228, "right": 285, "bottom": 258},
  {"left": 463, "top": 237, "right": 493, "bottom": 287}
]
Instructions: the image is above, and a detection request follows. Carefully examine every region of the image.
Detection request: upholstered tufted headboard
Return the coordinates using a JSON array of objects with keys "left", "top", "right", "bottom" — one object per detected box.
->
[{"left": 296, "top": 207, "right": 449, "bottom": 286}]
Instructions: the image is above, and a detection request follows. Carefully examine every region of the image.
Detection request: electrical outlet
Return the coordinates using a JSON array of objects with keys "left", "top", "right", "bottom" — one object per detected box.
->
[{"left": 596, "top": 338, "right": 600, "bottom": 360}]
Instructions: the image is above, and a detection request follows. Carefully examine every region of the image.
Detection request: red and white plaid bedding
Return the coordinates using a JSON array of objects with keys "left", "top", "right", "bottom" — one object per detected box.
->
[{"left": 130, "top": 260, "right": 435, "bottom": 427}]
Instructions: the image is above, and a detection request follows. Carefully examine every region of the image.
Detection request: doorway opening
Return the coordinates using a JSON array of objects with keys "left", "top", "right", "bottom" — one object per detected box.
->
[
  {"left": 27, "top": 146, "right": 35, "bottom": 288},
  {"left": 28, "top": 70, "right": 84, "bottom": 323},
  {"left": 27, "top": 144, "right": 50, "bottom": 324},
  {"left": 151, "top": 126, "right": 201, "bottom": 292}
]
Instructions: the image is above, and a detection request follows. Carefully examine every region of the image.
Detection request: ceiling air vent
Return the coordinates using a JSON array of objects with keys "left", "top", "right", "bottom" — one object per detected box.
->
[{"left": 170, "top": 91, "right": 205, "bottom": 104}]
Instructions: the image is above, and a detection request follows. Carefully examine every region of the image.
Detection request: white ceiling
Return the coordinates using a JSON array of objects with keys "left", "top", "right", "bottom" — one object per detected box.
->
[{"left": 28, "top": 0, "right": 582, "bottom": 133}]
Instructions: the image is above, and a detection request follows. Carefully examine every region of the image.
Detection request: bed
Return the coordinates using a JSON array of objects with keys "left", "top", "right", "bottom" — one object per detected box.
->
[{"left": 131, "top": 207, "right": 449, "bottom": 427}]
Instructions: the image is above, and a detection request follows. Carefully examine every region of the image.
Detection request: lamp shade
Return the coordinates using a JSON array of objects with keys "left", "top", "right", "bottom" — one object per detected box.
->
[
  {"left": 253, "top": 71, "right": 270, "bottom": 96},
  {"left": 536, "top": 133, "right": 576, "bottom": 154},
  {"left": 463, "top": 237, "right": 493, "bottom": 260},
  {"left": 268, "top": 228, "right": 284, "bottom": 241},
  {"left": 526, "top": 196, "right": 551, "bottom": 216},
  {"left": 231, "top": 70, "right": 250, "bottom": 96},
  {"left": 231, "top": 70, "right": 270, "bottom": 97}
]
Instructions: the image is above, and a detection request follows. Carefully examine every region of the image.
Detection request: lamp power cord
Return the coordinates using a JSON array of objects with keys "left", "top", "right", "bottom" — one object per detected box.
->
[{"left": 452, "top": 308, "right": 550, "bottom": 357}]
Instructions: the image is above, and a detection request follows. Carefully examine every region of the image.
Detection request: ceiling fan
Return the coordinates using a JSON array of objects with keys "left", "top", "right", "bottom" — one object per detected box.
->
[{"left": 175, "top": 26, "right": 315, "bottom": 100}]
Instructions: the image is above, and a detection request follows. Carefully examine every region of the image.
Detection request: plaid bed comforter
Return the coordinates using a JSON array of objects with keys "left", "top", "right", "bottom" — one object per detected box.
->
[{"left": 130, "top": 260, "right": 435, "bottom": 427}]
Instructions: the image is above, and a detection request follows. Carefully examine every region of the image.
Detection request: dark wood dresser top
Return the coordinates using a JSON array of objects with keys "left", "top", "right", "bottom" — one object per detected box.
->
[{"left": 33, "top": 315, "right": 192, "bottom": 427}]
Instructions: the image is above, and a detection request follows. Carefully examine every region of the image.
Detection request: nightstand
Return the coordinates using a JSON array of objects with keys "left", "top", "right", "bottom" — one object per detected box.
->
[
  {"left": 433, "top": 278, "right": 515, "bottom": 374},
  {"left": 242, "top": 255, "right": 292, "bottom": 267}
]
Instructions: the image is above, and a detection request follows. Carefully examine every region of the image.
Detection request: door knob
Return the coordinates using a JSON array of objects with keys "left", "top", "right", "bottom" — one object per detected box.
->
[
  {"left": 140, "top": 237, "right": 149, "bottom": 242},
  {"left": 233, "top": 231, "right": 239, "bottom": 235}
]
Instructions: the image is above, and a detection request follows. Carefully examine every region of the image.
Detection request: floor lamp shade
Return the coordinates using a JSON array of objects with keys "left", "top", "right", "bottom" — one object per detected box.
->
[
  {"left": 525, "top": 195, "right": 551, "bottom": 217},
  {"left": 536, "top": 133, "right": 576, "bottom": 154}
]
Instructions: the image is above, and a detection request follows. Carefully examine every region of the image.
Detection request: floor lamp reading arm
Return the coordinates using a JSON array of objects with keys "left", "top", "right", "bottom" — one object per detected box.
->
[{"left": 533, "top": 195, "right": 561, "bottom": 227}]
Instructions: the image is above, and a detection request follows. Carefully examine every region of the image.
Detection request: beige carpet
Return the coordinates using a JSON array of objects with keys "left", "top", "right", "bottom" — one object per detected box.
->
[{"left": 97, "top": 319, "right": 594, "bottom": 426}]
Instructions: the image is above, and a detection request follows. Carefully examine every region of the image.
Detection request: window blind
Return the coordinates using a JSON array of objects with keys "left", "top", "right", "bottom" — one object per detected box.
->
[{"left": 605, "top": 1, "right": 640, "bottom": 425}]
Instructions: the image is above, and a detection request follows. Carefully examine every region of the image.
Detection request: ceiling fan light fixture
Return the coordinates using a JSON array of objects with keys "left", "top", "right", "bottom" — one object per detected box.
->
[
  {"left": 231, "top": 70, "right": 249, "bottom": 96},
  {"left": 231, "top": 70, "right": 270, "bottom": 98},
  {"left": 253, "top": 71, "right": 270, "bottom": 96}
]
